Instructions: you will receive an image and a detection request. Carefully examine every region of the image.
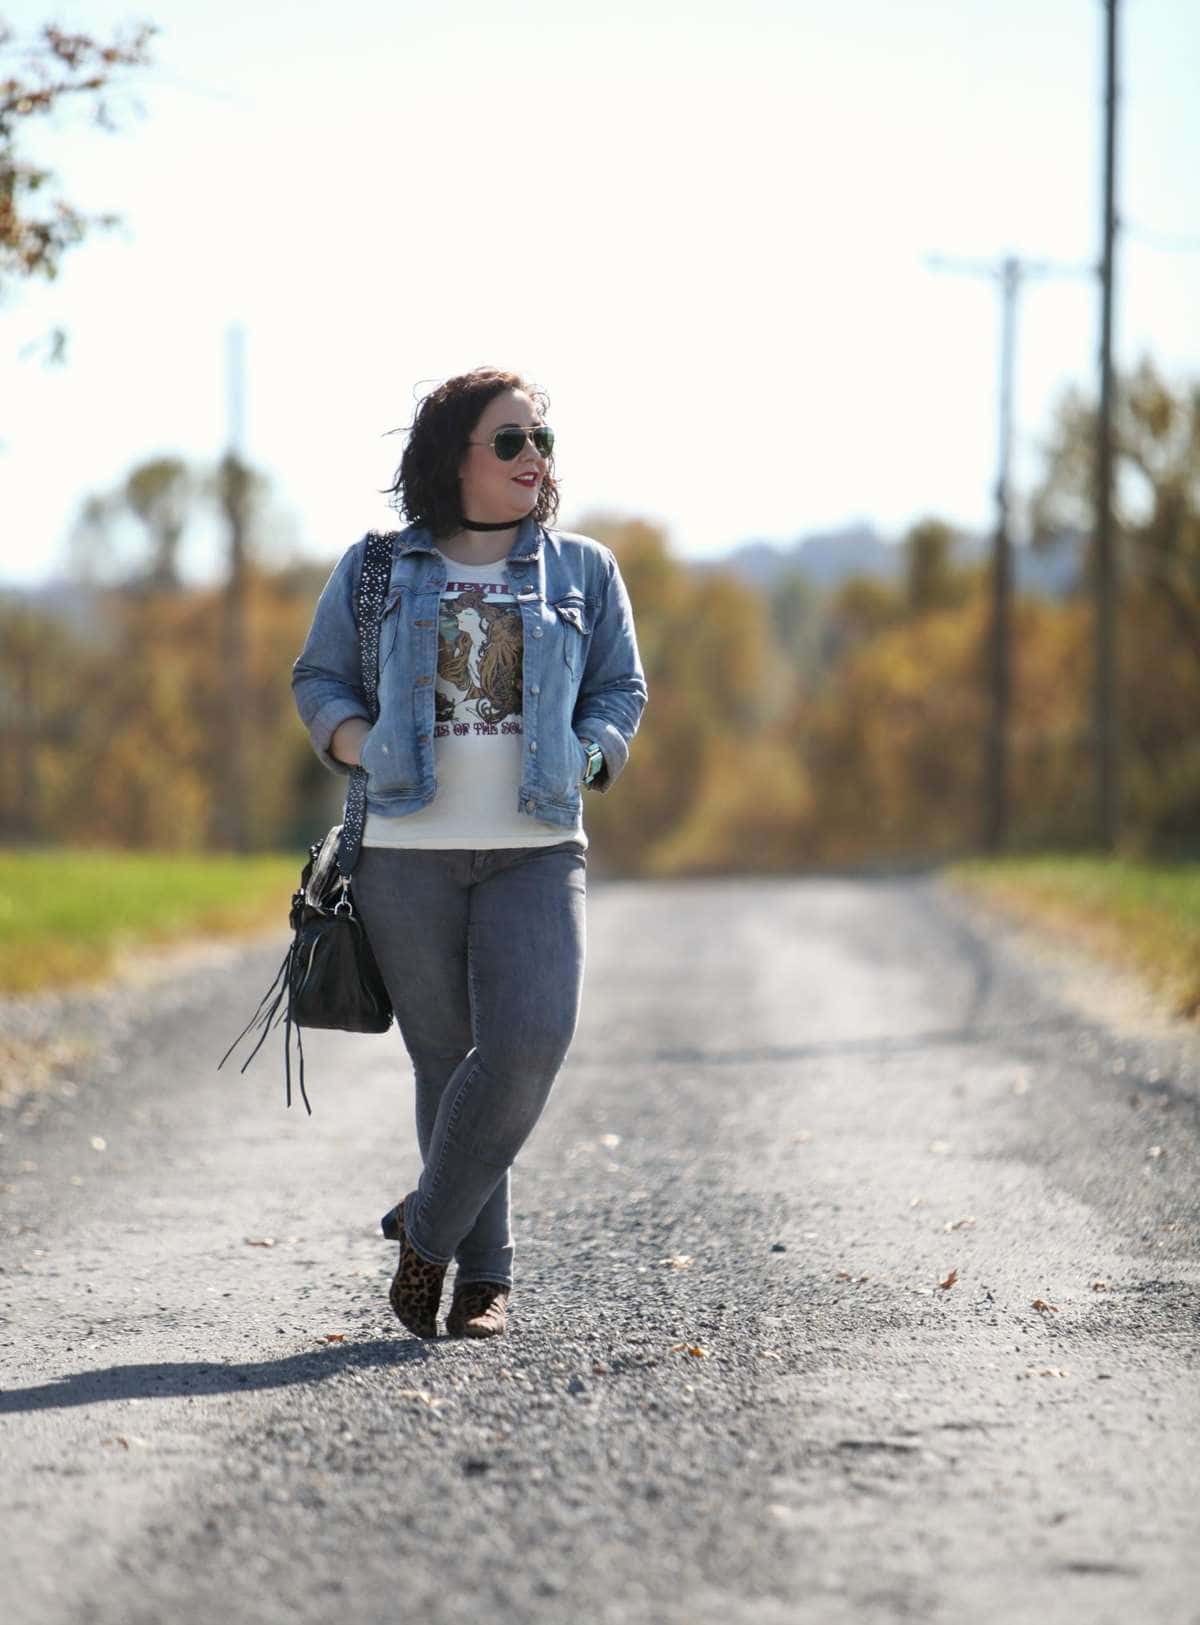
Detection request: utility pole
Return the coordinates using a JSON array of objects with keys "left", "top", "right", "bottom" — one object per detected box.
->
[
  {"left": 989, "top": 257, "right": 1018, "bottom": 854},
  {"left": 927, "top": 254, "right": 1089, "bottom": 853},
  {"left": 1094, "top": 0, "right": 1120, "bottom": 850},
  {"left": 217, "top": 323, "right": 251, "bottom": 852}
]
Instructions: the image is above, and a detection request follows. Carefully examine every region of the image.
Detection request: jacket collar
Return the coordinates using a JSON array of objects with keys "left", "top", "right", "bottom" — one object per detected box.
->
[{"left": 393, "top": 511, "right": 543, "bottom": 561}]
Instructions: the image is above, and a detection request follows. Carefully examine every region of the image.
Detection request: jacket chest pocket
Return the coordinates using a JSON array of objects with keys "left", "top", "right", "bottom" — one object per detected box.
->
[{"left": 552, "top": 593, "right": 591, "bottom": 675}]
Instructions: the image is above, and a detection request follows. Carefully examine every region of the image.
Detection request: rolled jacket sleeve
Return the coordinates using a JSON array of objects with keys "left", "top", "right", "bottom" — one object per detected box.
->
[
  {"left": 572, "top": 548, "right": 648, "bottom": 793},
  {"left": 291, "top": 541, "right": 371, "bottom": 775}
]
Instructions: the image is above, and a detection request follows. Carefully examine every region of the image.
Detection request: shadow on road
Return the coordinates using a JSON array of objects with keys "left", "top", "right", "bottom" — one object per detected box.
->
[{"left": 0, "top": 1337, "right": 442, "bottom": 1417}]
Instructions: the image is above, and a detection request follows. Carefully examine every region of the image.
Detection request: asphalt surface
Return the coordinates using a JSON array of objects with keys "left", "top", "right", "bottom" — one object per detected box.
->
[{"left": 1, "top": 874, "right": 1198, "bottom": 1625}]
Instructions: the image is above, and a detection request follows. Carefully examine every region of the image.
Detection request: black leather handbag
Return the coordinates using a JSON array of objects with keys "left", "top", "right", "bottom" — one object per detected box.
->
[{"left": 218, "top": 531, "right": 397, "bottom": 1112}]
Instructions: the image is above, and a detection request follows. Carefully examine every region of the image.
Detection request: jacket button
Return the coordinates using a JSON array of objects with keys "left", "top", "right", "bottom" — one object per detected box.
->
[
  {"left": 418, "top": 734, "right": 429, "bottom": 745},
  {"left": 532, "top": 628, "right": 543, "bottom": 639},
  {"left": 529, "top": 741, "right": 538, "bottom": 753},
  {"left": 525, "top": 800, "right": 536, "bottom": 813},
  {"left": 530, "top": 684, "right": 540, "bottom": 696}
]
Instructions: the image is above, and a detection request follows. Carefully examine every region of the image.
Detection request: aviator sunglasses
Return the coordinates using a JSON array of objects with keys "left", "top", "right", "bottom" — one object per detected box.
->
[{"left": 469, "top": 424, "right": 555, "bottom": 461}]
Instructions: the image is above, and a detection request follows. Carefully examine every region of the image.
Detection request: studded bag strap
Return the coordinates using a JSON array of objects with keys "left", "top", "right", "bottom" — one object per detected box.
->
[{"left": 336, "top": 530, "right": 397, "bottom": 876}]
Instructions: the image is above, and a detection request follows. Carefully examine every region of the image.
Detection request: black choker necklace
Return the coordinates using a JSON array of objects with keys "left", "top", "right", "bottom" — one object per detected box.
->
[{"left": 460, "top": 512, "right": 532, "bottom": 532}]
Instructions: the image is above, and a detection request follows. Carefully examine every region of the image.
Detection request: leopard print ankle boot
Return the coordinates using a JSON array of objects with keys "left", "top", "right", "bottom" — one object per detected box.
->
[
  {"left": 446, "top": 1279, "right": 510, "bottom": 1339},
  {"left": 387, "top": 1197, "right": 447, "bottom": 1339}
]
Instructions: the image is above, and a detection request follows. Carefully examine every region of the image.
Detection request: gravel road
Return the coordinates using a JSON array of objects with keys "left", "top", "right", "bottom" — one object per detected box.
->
[{"left": 1, "top": 874, "right": 1198, "bottom": 1625}]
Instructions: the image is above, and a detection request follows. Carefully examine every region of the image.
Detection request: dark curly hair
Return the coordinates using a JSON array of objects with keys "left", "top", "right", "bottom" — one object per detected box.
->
[{"left": 384, "top": 366, "right": 560, "bottom": 537}]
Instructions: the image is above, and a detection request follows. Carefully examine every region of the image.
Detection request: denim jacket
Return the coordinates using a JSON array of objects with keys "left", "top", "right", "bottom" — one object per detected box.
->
[{"left": 291, "top": 512, "right": 647, "bottom": 830}]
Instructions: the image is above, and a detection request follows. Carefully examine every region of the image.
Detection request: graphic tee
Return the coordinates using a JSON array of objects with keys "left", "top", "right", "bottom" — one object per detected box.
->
[{"left": 362, "top": 553, "right": 584, "bottom": 850}]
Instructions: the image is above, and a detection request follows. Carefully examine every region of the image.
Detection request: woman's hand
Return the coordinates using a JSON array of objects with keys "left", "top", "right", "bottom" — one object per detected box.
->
[{"left": 330, "top": 716, "right": 372, "bottom": 767}]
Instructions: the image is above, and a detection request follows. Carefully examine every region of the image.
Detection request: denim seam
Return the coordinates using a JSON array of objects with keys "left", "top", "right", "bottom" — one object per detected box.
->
[{"left": 414, "top": 1054, "right": 479, "bottom": 1246}]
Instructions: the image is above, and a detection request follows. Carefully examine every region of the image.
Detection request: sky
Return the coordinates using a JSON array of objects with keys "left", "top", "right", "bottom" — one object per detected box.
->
[{"left": 1, "top": 0, "right": 1198, "bottom": 586}]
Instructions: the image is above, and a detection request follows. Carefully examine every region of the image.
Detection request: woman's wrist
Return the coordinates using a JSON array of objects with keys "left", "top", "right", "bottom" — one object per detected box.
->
[{"left": 330, "top": 716, "right": 372, "bottom": 766}]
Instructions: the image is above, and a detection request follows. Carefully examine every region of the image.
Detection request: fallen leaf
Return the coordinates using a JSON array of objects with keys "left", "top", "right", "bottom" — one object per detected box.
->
[
  {"left": 944, "top": 1216, "right": 977, "bottom": 1232},
  {"left": 856, "top": 1274, "right": 870, "bottom": 1285},
  {"left": 395, "top": 1388, "right": 445, "bottom": 1406},
  {"left": 244, "top": 1237, "right": 275, "bottom": 1248},
  {"left": 660, "top": 1254, "right": 693, "bottom": 1270},
  {"left": 758, "top": 1349, "right": 782, "bottom": 1360},
  {"left": 1031, "top": 1298, "right": 1059, "bottom": 1314},
  {"left": 1091, "top": 1279, "right": 1111, "bottom": 1292},
  {"left": 1147, "top": 1145, "right": 1165, "bottom": 1160},
  {"left": 836, "top": 1269, "right": 852, "bottom": 1281},
  {"left": 686, "top": 1345, "right": 708, "bottom": 1358},
  {"left": 938, "top": 1268, "right": 959, "bottom": 1290},
  {"left": 318, "top": 1332, "right": 346, "bottom": 1342}
]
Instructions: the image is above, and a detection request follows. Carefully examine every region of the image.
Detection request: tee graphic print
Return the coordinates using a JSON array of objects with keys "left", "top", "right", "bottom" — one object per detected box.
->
[
  {"left": 360, "top": 554, "right": 579, "bottom": 848},
  {"left": 433, "top": 577, "right": 524, "bottom": 738}
]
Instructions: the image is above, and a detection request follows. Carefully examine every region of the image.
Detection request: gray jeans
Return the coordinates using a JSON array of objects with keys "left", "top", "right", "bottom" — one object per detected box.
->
[{"left": 351, "top": 841, "right": 587, "bottom": 1288}]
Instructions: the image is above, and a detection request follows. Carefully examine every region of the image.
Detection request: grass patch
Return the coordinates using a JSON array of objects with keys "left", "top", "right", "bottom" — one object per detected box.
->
[
  {"left": 948, "top": 854, "right": 1200, "bottom": 1020},
  {"left": 0, "top": 848, "right": 297, "bottom": 995}
]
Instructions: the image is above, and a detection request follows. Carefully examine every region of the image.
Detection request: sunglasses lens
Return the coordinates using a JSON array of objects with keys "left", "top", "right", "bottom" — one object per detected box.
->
[
  {"left": 532, "top": 426, "right": 554, "bottom": 457},
  {"left": 492, "top": 430, "right": 525, "bottom": 461}
]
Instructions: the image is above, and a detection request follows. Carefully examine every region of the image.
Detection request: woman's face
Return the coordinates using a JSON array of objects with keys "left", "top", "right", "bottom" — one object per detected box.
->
[{"left": 458, "top": 388, "right": 548, "bottom": 525}]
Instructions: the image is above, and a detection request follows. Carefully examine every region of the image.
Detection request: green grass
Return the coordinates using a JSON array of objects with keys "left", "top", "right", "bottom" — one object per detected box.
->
[
  {"left": 948, "top": 854, "right": 1200, "bottom": 1020},
  {"left": 0, "top": 848, "right": 298, "bottom": 995}
]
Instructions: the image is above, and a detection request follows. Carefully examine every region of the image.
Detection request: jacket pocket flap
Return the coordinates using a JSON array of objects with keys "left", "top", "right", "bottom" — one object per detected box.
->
[{"left": 553, "top": 597, "right": 589, "bottom": 634}]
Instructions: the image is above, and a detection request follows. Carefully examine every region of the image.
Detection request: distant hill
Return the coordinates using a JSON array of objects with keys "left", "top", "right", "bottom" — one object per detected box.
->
[
  {"left": 697, "top": 522, "right": 1080, "bottom": 598},
  {"left": 706, "top": 523, "right": 897, "bottom": 590}
]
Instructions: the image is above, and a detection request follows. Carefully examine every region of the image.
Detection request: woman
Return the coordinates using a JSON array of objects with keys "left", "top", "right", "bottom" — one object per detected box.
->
[{"left": 291, "top": 367, "right": 647, "bottom": 1340}]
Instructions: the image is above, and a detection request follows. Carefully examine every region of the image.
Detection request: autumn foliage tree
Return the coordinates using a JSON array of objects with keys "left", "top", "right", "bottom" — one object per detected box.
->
[
  {"left": 4, "top": 369, "right": 1196, "bottom": 867},
  {"left": 1033, "top": 359, "right": 1200, "bottom": 846},
  {"left": 1, "top": 15, "right": 155, "bottom": 298}
]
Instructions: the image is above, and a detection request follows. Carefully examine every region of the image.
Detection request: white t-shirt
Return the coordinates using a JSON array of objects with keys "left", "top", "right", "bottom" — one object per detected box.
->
[{"left": 362, "top": 553, "right": 585, "bottom": 850}]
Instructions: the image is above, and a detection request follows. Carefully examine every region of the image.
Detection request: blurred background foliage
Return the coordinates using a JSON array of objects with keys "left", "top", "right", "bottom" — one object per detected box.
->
[{"left": 1, "top": 360, "right": 1196, "bottom": 874}]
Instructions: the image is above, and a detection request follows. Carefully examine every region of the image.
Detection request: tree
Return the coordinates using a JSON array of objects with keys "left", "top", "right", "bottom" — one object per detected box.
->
[
  {"left": 69, "top": 455, "right": 201, "bottom": 592},
  {"left": 903, "top": 517, "right": 974, "bottom": 615},
  {"left": 1032, "top": 359, "right": 1200, "bottom": 659},
  {"left": 822, "top": 574, "right": 903, "bottom": 666},
  {"left": 1033, "top": 360, "right": 1200, "bottom": 846},
  {"left": 767, "top": 569, "right": 825, "bottom": 690},
  {"left": 124, "top": 457, "right": 195, "bottom": 591},
  {"left": 1, "top": 16, "right": 155, "bottom": 302}
]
